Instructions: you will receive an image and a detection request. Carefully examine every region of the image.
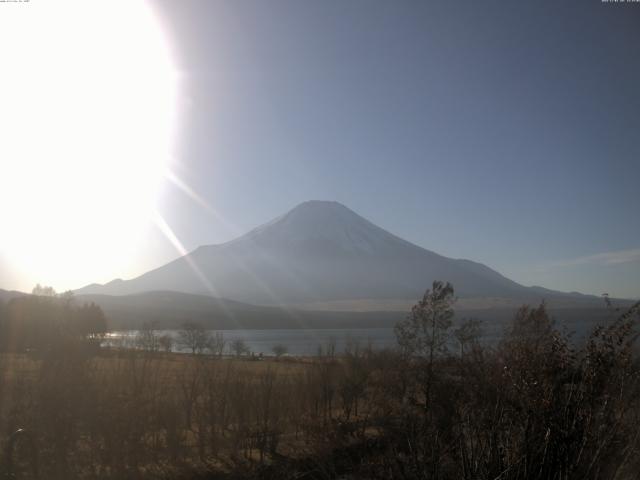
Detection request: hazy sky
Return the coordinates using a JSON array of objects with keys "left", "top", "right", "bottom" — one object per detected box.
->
[{"left": 2, "top": 0, "right": 639, "bottom": 298}]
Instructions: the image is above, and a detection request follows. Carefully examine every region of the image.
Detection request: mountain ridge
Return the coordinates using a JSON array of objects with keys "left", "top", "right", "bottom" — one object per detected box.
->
[{"left": 75, "top": 201, "right": 598, "bottom": 306}]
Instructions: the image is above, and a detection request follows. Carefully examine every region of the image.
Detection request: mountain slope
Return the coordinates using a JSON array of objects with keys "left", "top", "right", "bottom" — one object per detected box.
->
[{"left": 76, "top": 201, "right": 593, "bottom": 305}]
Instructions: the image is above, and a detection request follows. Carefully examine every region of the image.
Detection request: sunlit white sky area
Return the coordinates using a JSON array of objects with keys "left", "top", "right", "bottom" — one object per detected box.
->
[{"left": 0, "top": 0, "right": 638, "bottom": 299}]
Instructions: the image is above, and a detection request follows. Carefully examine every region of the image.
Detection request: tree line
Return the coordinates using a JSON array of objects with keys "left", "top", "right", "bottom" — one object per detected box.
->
[{"left": 0, "top": 286, "right": 107, "bottom": 353}]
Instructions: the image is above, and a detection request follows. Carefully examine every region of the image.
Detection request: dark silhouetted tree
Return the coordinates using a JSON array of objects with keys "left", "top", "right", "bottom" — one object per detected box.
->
[
  {"left": 178, "top": 321, "right": 211, "bottom": 354},
  {"left": 272, "top": 344, "right": 288, "bottom": 358},
  {"left": 395, "top": 280, "right": 455, "bottom": 409}
]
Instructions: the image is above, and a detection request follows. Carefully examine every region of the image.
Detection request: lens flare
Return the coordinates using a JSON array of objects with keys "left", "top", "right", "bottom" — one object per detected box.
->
[{"left": 0, "top": 0, "right": 177, "bottom": 289}]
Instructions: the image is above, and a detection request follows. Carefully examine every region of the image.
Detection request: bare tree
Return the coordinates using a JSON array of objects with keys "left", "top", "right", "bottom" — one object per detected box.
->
[
  {"left": 453, "top": 317, "right": 482, "bottom": 358},
  {"left": 271, "top": 344, "right": 288, "bottom": 359},
  {"left": 208, "top": 331, "right": 226, "bottom": 357},
  {"left": 158, "top": 334, "right": 174, "bottom": 353},
  {"left": 135, "top": 321, "right": 160, "bottom": 352},
  {"left": 178, "top": 321, "right": 211, "bottom": 355},
  {"left": 231, "top": 338, "right": 250, "bottom": 357},
  {"left": 395, "top": 281, "right": 454, "bottom": 357},
  {"left": 394, "top": 280, "right": 455, "bottom": 409}
]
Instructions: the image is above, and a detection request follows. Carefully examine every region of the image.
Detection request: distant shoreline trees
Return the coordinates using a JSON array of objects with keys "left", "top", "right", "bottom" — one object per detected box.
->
[
  {"left": 0, "top": 287, "right": 108, "bottom": 353},
  {"left": 178, "top": 321, "right": 213, "bottom": 355},
  {"left": 132, "top": 321, "right": 228, "bottom": 356}
]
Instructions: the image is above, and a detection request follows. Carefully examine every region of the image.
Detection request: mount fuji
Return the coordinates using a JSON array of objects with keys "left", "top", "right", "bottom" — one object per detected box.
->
[{"left": 76, "top": 201, "right": 592, "bottom": 307}]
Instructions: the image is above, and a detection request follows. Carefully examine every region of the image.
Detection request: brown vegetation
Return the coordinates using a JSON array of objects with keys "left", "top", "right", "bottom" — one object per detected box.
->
[{"left": 0, "top": 283, "right": 639, "bottom": 479}]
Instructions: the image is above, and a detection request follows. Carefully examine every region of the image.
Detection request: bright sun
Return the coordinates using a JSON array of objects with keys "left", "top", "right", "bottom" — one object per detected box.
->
[{"left": 0, "top": 0, "right": 177, "bottom": 290}]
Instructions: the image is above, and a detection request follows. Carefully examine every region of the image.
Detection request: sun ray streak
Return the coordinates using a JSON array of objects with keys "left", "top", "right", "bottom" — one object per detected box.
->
[
  {"left": 163, "top": 168, "right": 230, "bottom": 225},
  {"left": 223, "top": 248, "right": 307, "bottom": 326},
  {"left": 157, "top": 171, "right": 320, "bottom": 329},
  {"left": 161, "top": 169, "right": 308, "bottom": 323},
  {"left": 152, "top": 211, "right": 237, "bottom": 325}
]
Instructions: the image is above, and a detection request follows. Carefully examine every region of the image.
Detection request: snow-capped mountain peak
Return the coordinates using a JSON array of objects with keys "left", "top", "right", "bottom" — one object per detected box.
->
[{"left": 75, "top": 201, "right": 587, "bottom": 306}]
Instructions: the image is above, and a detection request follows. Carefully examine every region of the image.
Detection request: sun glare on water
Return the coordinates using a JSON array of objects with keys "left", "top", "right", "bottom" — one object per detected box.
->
[{"left": 0, "top": 0, "right": 177, "bottom": 290}]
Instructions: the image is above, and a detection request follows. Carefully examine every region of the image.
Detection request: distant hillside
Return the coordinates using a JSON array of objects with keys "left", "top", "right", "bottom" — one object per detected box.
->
[
  {"left": 76, "top": 201, "right": 602, "bottom": 307},
  {"left": 75, "top": 290, "right": 628, "bottom": 339},
  {"left": 0, "top": 289, "right": 27, "bottom": 303},
  {"left": 76, "top": 291, "right": 406, "bottom": 330},
  {"left": 0, "top": 287, "right": 625, "bottom": 335}
]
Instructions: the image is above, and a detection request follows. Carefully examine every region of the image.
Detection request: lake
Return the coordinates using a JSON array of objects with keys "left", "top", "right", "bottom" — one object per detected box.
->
[{"left": 105, "top": 328, "right": 399, "bottom": 356}]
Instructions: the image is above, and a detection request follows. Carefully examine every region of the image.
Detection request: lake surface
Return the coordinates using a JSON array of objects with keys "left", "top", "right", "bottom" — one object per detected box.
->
[
  {"left": 105, "top": 328, "right": 399, "bottom": 356},
  {"left": 105, "top": 316, "right": 595, "bottom": 356}
]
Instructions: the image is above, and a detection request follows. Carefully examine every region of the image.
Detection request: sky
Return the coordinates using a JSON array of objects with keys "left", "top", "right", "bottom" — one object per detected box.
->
[{"left": 1, "top": 0, "right": 639, "bottom": 298}]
